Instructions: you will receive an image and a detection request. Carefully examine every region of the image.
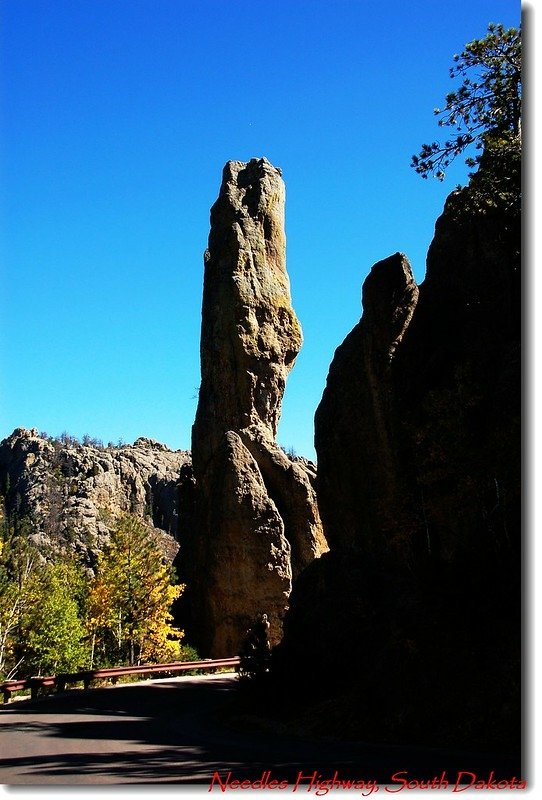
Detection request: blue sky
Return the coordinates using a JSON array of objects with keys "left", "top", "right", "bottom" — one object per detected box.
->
[{"left": 0, "top": 0, "right": 522, "bottom": 459}]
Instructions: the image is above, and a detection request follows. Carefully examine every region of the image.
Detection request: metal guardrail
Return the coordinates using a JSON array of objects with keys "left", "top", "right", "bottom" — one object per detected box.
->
[{"left": 0, "top": 657, "right": 240, "bottom": 703}]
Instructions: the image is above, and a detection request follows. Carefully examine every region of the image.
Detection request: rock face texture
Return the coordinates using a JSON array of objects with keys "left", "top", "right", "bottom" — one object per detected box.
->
[
  {"left": 193, "top": 158, "right": 301, "bottom": 457},
  {"left": 275, "top": 145, "right": 521, "bottom": 753},
  {"left": 0, "top": 428, "right": 191, "bottom": 565},
  {"left": 178, "top": 158, "right": 326, "bottom": 657}
]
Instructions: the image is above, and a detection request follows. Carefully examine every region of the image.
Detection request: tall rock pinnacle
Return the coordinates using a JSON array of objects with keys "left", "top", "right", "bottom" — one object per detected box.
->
[
  {"left": 193, "top": 157, "right": 302, "bottom": 461},
  {"left": 178, "top": 158, "right": 327, "bottom": 657}
]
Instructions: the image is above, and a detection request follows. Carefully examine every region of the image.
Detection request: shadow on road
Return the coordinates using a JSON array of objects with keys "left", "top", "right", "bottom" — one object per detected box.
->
[{"left": 0, "top": 675, "right": 522, "bottom": 786}]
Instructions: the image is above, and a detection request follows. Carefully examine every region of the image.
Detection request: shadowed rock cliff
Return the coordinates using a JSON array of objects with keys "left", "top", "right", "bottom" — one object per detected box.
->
[
  {"left": 273, "top": 143, "right": 521, "bottom": 753},
  {"left": 315, "top": 252, "right": 418, "bottom": 554},
  {"left": 177, "top": 158, "right": 327, "bottom": 657}
]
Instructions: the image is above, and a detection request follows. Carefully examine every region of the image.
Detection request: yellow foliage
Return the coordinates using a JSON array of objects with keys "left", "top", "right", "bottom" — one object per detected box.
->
[{"left": 86, "top": 514, "right": 185, "bottom": 666}]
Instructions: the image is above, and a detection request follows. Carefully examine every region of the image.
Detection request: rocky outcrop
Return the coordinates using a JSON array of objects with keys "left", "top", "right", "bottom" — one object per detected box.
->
[
  {"left": 315, "top": 252, "right": 418, "bottom": 554},
  {"left": 0, "top": 428, "right": 191, "bottom": 565},
  {"left": 274, "top": 144, "right": 521, "bottom": 753},
  {"left": 178, "top": 158, "right": 327, "bottom": 657},
  {"left": 313, "top": 145, "right": 520, "bottom": 569}
]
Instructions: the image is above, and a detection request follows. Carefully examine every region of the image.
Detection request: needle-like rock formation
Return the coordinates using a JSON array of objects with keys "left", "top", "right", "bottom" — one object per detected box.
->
[{"left": 178, "top": 158, "right": 327, "bottom": 656}]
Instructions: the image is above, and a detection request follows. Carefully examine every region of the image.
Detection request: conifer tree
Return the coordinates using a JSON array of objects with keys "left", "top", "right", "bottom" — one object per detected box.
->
[{"left": 412, "top": 23, "right": 521, "bottom": 180}]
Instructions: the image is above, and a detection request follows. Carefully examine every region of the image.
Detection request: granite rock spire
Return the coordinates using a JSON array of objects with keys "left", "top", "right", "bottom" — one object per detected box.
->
[{"left": 178, "top": 158, "right": 326, "bottom": 656}]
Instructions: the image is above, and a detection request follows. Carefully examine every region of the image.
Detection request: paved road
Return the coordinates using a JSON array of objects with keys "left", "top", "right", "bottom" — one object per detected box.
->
[{"left": 0, "top": 673, "right": 522, "bottom": 786}]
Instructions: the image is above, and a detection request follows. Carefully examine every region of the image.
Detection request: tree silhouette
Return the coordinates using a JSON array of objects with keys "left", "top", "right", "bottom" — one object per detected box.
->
[{"left": 412, "top": 23, "right": 521, "bottom": 180}]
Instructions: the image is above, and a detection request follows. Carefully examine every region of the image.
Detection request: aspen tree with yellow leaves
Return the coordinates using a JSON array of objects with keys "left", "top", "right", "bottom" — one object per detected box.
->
[{"left": 87, "top": 514, "right": 185, "bottom": 667}]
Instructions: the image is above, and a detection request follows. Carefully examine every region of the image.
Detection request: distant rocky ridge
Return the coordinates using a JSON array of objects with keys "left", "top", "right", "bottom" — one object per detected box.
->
[{"left": 0, "top": 427, "right": 192, "bottom": 565}]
